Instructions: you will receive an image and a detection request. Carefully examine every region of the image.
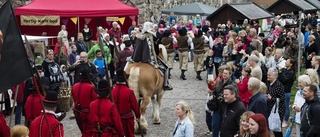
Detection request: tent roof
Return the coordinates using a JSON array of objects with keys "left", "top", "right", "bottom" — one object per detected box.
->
[
  {"left": 267, "top": 0, "right": 317, "bottom": 14},
  {"left": 14, "top": 0, "right": 138, "bottom": 17},
  {"left": 207, "top": 2, "right": 273, "bottom": 20},
  {"left": 306, "top": 0, "right": 320, "bottom": 9},
  {"left": 161, "top": 2, "right": 217, "bottom": 16}
]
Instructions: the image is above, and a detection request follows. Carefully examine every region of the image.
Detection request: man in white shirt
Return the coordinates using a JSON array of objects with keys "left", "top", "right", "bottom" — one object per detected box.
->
[{"left": 266, "top": 48, "right": 286, "bottom": 69}]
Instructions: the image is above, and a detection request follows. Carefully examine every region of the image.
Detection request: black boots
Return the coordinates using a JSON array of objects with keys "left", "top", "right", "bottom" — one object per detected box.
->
[
  {"left": 196, "top": 71, "right": 202, "bottom": 80},
  {"left": 180, "top": 70, "right": 186, "bottom": 80}
]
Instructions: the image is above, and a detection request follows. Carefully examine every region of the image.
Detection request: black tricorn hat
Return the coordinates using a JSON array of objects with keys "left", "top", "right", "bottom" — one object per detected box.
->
[
  {"left": 79, "top": 68, "right": 89, "bottom": 81},
  {"left": 163, "top": 30, "right": 171, "bottom": 37},
  {"left": 95, "top": 79, "right": 110, "bottom": 96},
  {"left": 178, "top": 27, "right": 187, "bottom": 36},
  {"left": 42, "top": 91, "right": 58, "bottom": 107},
  {"left": 115, "top": 68, "right": 127, "bottom": 82},
  {"left": 123, "top": 40, "right": 131, "bottom": 47}
]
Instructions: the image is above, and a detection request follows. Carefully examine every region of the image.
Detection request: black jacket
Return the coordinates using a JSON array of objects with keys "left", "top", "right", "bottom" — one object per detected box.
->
[
  {"left": 248, "top": 92, "right": 268, "bottom": 119},
  {"left": 68, "top": 61, "right": 98, "bottom": 84},
  {"left": 75, "top": 40, "right": 88, "bottom": 55},
  {"left": 300, "top": 96, "right": 320, "bottom": 137},
  {"left": 278, "top": 68, "right": 295, "bottom": 93},
  {"left": 220, "top": 100, "right": 246, "bottom": 137}
]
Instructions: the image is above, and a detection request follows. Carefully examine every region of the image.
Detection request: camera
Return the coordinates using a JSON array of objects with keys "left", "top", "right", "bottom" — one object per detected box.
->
[{"left": 80, "top": 60, "right": 84, "bottom": 64}]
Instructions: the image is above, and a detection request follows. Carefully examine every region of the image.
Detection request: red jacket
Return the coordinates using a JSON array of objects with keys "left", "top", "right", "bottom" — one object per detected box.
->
[
  {"left": 89, "top": 98, "right": 124, "bottom": 137},
  {"left": 72, "top": 82, "right": 97, "bottom": 111},
  {"left": 112, "top": 84, "right": 140, "bottom": 119},
  {"left": 54, "top": 42, "right": 68, "bottom": 56},
  {"left": 108, "top": 28, "right": 121, "bottom": 43},
  {"left": 24, "top": 93, "right": 44, "bottom": 123},
  {"left": 237, "top": 76, "right": 252, "bottom": 104},
  {"left": 0, "top": 114, "right": 10, "bottom": 137},
  {"left": 29, "top": 112, "right": 64, "bottom": 137},
  {"left": 11, "top": 81, "right": 26, "bottom": 103}
]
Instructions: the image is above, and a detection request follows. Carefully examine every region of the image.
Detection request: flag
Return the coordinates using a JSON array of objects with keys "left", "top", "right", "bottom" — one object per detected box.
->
[{"left": 0, "top": 1, "right": 33, "bottom": 92}]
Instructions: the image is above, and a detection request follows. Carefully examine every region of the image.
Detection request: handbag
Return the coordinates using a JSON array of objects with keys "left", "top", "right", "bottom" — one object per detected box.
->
[{"left": 268, "top": 98, "right": 282, "bottom": 132}]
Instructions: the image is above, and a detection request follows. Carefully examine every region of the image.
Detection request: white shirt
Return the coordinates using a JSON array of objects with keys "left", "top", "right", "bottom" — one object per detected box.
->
[{"left": 293, "top": 90, "right": 305, "bottom": 124}]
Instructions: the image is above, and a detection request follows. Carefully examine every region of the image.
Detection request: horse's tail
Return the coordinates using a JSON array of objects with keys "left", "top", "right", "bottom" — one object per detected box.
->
[{"left": 128, "top": 66, "right": 140, "bottom": 96}]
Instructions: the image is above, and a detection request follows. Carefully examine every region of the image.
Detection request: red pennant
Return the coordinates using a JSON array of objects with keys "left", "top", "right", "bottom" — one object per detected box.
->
[
  {"left": 106, "top": 21, "right": 112, "bottom": 26},
  {"left": 129, "top": 16, "right": 135, "bottom": 21},
  {"left": 62, "top": 19, "right": 69, "bottom": 25},
  {"left": 84, "top": 18, "right": 91, "bottom": 24}
]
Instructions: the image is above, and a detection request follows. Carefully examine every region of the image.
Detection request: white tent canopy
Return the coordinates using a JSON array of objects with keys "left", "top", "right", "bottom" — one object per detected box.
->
[{"left": 21, "top": 35, "right": 57, "bottom": 42}]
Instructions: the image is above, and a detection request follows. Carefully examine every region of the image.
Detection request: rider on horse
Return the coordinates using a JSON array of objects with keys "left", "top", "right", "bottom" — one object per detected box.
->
[{"left": 131, "top": 22, "right": 173, "bottom": 91}]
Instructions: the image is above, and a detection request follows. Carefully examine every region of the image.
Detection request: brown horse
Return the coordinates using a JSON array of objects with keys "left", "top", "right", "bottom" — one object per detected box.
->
[{"left": 125, "top": 44, "right": 167, "bottom": 134}]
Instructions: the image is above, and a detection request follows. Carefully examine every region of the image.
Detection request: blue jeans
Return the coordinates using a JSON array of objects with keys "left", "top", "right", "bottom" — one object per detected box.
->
[
  {"left": 190, "top": 50, "right": 194, "bottom": 61},
  {"left": 284, "top": 92, "right": 291, "bottom": 121},
  {"left": 15, "top": 102, "right": 23, "bottom": 125},
  {"left": 206, "top": 111, "right": 212, "bottom": 132},
  {"left": 212, "top": 111, "right": 222, "bottom": 137}
]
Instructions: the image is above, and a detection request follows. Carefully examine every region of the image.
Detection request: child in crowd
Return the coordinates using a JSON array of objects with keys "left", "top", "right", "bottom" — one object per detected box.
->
[
  {"left": 93, "top": 50, "right": 106, "bottom": 81},
  {"left": 205, "top": 49, "right": 215, "bottom": 80},
  {"left": 60, "top": 65, "right": 70, "bottom": 88},
  {"left": 69, "top": 45, "right": 78, "bottom": 65}
]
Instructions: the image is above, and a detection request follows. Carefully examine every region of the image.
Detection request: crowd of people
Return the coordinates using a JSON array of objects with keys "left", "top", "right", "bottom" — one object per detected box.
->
[{"left": 0, "top": 11, "right": 320, "bottom": 137}]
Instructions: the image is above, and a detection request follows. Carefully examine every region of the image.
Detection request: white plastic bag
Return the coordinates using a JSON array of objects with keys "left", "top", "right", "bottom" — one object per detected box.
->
[{"left": 268, "top": 98, "right": 282, "bottom": 132}]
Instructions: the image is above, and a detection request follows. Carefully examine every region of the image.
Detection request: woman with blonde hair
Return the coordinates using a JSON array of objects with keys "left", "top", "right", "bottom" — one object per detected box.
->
[
  {"left": 173, "top": 101, "right": 194, "bottom": 137},
  {"left": 234, "top": 111, "right": 255, "bottom": 137},
  {"left": 222, "top": 38, "right": 235, "bottom": 64},
  {"left": 311, "top": 55, "right": 320, "bottom": 78},
  {"left": 10, "top": 125, "right": 29, "bottom": 137},
  {"left": 292, "top": 75, "right": 311, "bottom": 136},
  {"left": 305, "top": 68, "right": 319, "bottom": 85}
]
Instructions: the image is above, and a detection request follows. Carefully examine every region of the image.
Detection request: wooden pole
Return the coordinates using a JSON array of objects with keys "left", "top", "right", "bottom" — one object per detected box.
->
[{"left": 9, "top": 85, "right": 19, "bottom": 127}]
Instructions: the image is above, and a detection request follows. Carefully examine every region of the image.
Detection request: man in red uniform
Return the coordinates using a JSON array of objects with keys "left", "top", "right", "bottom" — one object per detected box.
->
[
  {"left": 29, "top": 91, "right": 64, "bottom": 137},
  {"left": 0, "top": 112, "right": 10, "bottom": 137},
  {"left": 89, "top": 79, "right": 124, "bottom": 137},
  {"left": 72, "top": 69, "right": 97, "bottom": 136},
  {"left": 24, "top": 85, "right": 44, "bottom": 127},
  {"left": 113, "top": 68, "right": 140, "bottom": 137}
]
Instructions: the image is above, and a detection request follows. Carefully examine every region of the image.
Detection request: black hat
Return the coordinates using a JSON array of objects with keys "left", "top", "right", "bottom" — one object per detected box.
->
[
  {"left": 195, "top": 29, "right": 203, "bottom": 38},
  {"left": 33, "top": 64, "right": 43, "bottom": 72},
  {"left": 95, "top": 79, "right": 110, "bottom": 96},
  {"left": 115, "top": 68, "right": 126, "bottom": 82},
  {"left": 202, "top": 25, "right": 209, "bottom": 33},
  {"left": 42, "top": 91, "right": 58, "bottom": 107},
  {"left": 178, "top": 27, "right": 187, "bottom": 36},
  {"left": 123, "top": 40, "right": 131, "bottom": 47},
  {"left": 79, "top": 68, "right": 89, "bottom": 81},
  {"left": 163, "top": 30, "right": 171, "bottom": 37}
]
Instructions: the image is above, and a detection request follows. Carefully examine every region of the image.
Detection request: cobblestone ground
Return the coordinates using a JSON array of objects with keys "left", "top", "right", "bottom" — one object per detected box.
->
[{"left": 6, "top": 61, "right": 296, "bottom": 137}]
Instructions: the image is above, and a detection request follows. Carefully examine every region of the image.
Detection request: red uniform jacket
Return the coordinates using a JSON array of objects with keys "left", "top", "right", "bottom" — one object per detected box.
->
[
  {"left": 29, "top": 112, "right": 64, "bottom": 137},
  {"left": 237, "top": 76, "right": 252, "bottom": 106},
  {"left": 11, "top": 81, "right": 26, "bottom": 103},
  {"left": 24, "top": 93, "right": 44, "bottom": 123},
  {"left": 72, "top": 82, "right": 97, "bottom": 111},
  {"left": 72, "top": 81, "right": 97, "bottom": 135},
  {"left": 0, "top": 114, "right": 10, "bottom": 137},
  {"left": 112, "top": 84, "right": 140, "bottom": 119},
  {"left": 89, "top": 98, "right": 124, "bottom": 137}
]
